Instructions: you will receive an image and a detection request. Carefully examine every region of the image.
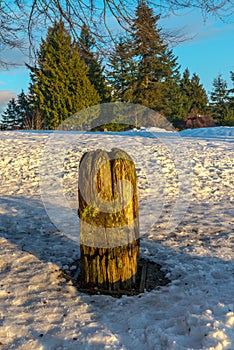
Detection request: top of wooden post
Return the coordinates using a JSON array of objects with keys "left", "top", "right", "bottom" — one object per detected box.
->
[{"left": 78, "top": 148, "right": 139, "bottom": 248}]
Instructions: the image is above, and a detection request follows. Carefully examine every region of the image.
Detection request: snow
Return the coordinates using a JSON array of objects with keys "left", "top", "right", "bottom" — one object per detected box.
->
[
  {"left": 179, "top": 126, "right": 234, "bottom": 139},
  {"left": 0, "top": 126, "right": 233, "bottom": 350}
]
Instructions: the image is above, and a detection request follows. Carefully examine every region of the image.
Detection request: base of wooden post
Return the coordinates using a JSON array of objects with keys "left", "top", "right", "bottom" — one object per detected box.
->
[
  {"left": 60, "top": 256, "right": 171, "bottom": 298},
  {"left": 80, "top": 239, "right": 140, "bottom": 291}
]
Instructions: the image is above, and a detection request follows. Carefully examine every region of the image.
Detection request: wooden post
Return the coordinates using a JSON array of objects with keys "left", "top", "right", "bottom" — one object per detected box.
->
[{"left": 78, "top": 148, "right": 140, "bottom": 292}]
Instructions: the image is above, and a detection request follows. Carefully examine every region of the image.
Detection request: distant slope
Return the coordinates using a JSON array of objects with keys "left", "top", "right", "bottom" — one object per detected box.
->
[{"left": 179, "top": 126, "right": 234, "bottom": 138}]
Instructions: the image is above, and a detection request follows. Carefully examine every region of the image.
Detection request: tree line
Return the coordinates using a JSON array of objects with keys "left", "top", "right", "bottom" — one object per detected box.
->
[{"left": 1, "top": 1, "right": 234, "bottom": 130}]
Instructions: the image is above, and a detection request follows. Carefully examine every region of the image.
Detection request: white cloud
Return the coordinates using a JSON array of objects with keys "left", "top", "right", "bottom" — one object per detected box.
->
[
  {"left": 160, "top": 9, "right": 234, "bottom": 46},
  {"left": 0, "top": 90, "right": 17, "bottom": 113},
  {"left": 0, "top": 46, "right": 29, "bottom": 67}
]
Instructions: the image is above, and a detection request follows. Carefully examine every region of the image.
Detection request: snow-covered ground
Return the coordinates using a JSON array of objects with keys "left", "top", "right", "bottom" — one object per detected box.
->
[{"left": 0, "top": 127, "right": 233, "bottom": 350}]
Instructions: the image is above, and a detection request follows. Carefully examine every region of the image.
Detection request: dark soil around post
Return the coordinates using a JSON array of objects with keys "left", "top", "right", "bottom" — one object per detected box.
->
[{"left": 60, "top": 257, "right": 171, "bottom": 298}]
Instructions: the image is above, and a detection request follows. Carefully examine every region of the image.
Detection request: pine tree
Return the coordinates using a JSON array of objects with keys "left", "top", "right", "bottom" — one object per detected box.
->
[
  {"left": 163, "top": 78, "right": 186, "bottom": 126},
  {"left": 219, "top": 71, "right": 234, "bottom": 126},
  {"left": 229, "top": 71, "right": 234, "bottom": 103},
  {"left": 230, "top": 71, "right": 234, "bottom": 95},
  {"left": 16, "top": 90, "right": 32, "bottom": 128},
  {"left": 190, "top": 74, "right": 208, "bottom": 113},
  {"left": 108, "top": 1, "right": 181, "bottom": 124},
  {"left": 130, "top": 1, "right": 180, "bottom": 112},
  {"left": 180, "top": 68, "right": 194, "bottom": 115},
  {"left": 28, "top": 20, "right": 100, "bottom": 129},
  {"left": 210, "top": 74, "right": 230, "bottom": 125},
  {"left": 78, "top": 24, "right": 111, "bottom": 103},
  {"left": 1, "top": 98, "right": 19, "bottom": 127},
  {"left": 180, "top": 68, "right": 208, "bottom": 116},
  {"left": 108, "top": 36, "right": 136, "bottom": 102}
]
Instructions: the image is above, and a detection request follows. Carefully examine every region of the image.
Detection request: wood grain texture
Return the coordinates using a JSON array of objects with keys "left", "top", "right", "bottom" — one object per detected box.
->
[{"left": 78, "top": 148, "right": 140, "bottom": 291}]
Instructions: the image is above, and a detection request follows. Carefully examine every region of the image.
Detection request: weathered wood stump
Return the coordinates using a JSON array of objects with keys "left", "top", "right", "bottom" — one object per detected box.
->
[{"left": 78, "top": 148, "right": 140, "bottom": 292}]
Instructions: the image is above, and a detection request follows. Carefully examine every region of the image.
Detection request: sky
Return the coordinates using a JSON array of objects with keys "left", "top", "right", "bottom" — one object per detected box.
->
[
  {"left": 164, "top": 10, "right": 234, "bottom": 94},
  {"left": 0, "top": 7, "right": 234, "bottom": 116}
]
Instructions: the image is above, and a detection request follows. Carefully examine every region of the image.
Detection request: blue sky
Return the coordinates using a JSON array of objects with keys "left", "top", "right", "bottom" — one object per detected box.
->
[
  {"left": 164, "top": 10, "right": 234, "bottom": 95},
  {"left": 0, "top": 8, "right": 234, "bottom": 115}
]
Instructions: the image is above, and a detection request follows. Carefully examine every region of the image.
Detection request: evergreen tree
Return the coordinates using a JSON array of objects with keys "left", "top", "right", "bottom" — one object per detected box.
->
[
  {"left": 15, "top": 90, "right": 43, "bottom": 130},
  {"left": 224, "top": 71, "right": 234, "bottom": 126},
  {"left": 180, "top": 69, "right": 208, "bottom": 115},
  {"left": 180, "top": 68, "right": 191, "bottom": 101},
  {"left": 229, "top": 71, "right": 234, "bottom": 95},
  {"left": 163, "top": 78, "right": 186, "bottom": 125},
  {"left": 78, "top": 24, "right": 111, "bottom": 102},
  {"left": 108, "top": 36, "right": 136, "bottom": 102},
  {"left": 108, "top": 1, "right": 181, "bottom": 125},
  {"left": 130, "top": 1, "right": 181, "bottom": 112},
  {"left": 1, "top": 98, "right": 19, "bottom": 127},
  {"left": 210, "top": 74, "right": 230, "bottom": 125},
  {"left": 28, "top": 20, "right": 100, "bottom": 129},
  {"left": 190, "top": 73, "right": 208, "bottom": 113},
  {"left": 228, "top": 71, "right": 234, "bottom": 110},
  {"left": 17, "top": 90, "right": 32, "bottom": 128}
]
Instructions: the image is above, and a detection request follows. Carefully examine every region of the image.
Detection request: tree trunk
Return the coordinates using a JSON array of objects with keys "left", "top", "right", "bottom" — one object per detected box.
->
[{"left": 78, "top": 148, "right": 140, "bottom": 291}]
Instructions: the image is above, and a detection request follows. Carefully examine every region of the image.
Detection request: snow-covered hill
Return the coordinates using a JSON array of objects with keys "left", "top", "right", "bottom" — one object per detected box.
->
[
  {"left": 0, "top": 127, "right": 233, "bottom": 350},
  {"left": 179, "top": 126, "right": 234, "bottom": 139}
]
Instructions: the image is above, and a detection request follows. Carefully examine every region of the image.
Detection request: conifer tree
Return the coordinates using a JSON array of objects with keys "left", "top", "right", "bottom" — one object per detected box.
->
[
  {"left": 108, "top": 36, "right": 136, "bottom": 102},
  {"left": 190, "top": 74, "right": 208, "bottom": 113},
  {"left": 16, "top": 90, "right": 32, "bottom": 128},
  {"left": 163, "top": 78, "right": 186, "bottom": 125},
  {"left": 1, "top": 98, "right": 19, "bottom": 127},
  {"left": 226, "top": 71, "right": 234, "bottom": 125},
  {"left": 210, "top": 74, "right": 230, "bottom": 125},
  {"left": 108, "top": 0, "right": 181, "bottom": 122},
  {"left": 78, "top": 24, "right": 111, "bottom": 102},
  {"left": 180, "top": 68, "right": 208, "bottom": 116},
  {"left": 28, "top": 20, "right": 100, "bottom": 129},
  {"left": 230, "top": 71, "right": 234, "bottom": 94},
  {"left": 180, "top": 68, "right": 193, "bottom": 115},
  {"left": 130, "top": 1, "right": 180, "bottom": 112}
]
